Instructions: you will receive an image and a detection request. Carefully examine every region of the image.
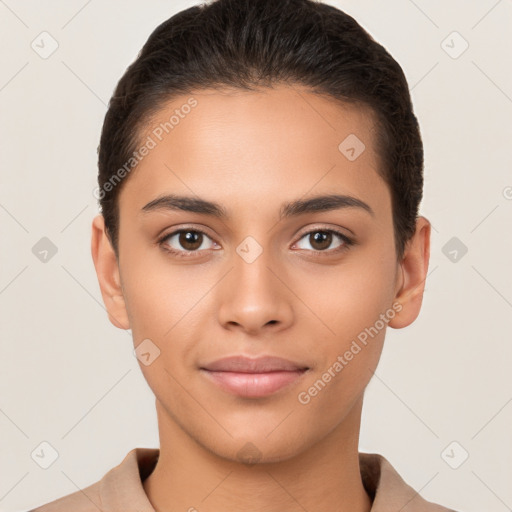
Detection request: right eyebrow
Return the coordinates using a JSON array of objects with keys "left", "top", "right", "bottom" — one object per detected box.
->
[{"left": 141, "top": 194, "right": 229, "bottom": 219}]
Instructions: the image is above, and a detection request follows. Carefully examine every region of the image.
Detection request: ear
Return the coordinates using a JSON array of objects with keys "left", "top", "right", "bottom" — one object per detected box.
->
[
  {"left": 388, "top": 216, "right": 431, "bottom": 329},
  {"left": 90, "top": 214, "right": 130, "bottom": 330}
]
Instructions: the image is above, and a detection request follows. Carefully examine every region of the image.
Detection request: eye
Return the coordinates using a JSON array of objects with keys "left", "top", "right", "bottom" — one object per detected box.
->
[
  {"left": 158, "top": 228, "right": 218, "bottom": 258},
  {"left": 293, "top": 228, "right": 354, "bottom": 254},
  {"left": 158, "top": 226, "right": 355, "bottom": 259}
]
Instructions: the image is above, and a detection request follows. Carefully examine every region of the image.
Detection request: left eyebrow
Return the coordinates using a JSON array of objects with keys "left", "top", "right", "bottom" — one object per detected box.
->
[
  {"left": 140, "top": 193, "right": 374, "bottom": 220},
  {"left": 279, "top": 193, "right": 374, "bottom": 219}
]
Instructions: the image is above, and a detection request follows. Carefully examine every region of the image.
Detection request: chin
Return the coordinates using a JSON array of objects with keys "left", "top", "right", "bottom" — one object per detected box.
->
[{"left": 199, "top": 428, "right": 314, "bottom": 466}]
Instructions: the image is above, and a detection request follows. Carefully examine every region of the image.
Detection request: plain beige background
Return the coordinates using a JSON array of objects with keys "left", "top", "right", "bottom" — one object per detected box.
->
[{"left": 1, "top": 1, "right": 511, "bottom": 511}]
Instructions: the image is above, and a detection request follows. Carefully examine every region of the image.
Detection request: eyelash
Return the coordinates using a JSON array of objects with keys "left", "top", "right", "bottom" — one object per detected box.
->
[{"left": 157, "top": 226, "right": 355, "bottom": 259}]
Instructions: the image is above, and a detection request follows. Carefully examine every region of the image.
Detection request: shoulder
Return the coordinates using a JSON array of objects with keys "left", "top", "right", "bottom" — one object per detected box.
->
[
  {"left": 28, "top": 479, "right": 102, "bottom": 512},
  {"left": 28, "top": 447, "right": 159, "bottom": 512},
  {"left": 359, "top": 452, "right": 461, "bottom": 511}
]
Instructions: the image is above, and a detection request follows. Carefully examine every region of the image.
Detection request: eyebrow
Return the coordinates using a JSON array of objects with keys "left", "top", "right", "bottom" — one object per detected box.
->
[{"left": 141, "top": 193, "right": 374, "bottom": 220}]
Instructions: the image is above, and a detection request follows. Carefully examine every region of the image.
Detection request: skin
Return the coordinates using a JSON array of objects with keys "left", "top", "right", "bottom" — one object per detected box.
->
[{"left": 91, "top": 84, "right": 430, "bottom": 512}]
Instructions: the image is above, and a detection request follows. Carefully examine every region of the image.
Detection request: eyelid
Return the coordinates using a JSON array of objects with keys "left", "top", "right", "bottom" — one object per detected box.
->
[
  {"left": 156, "top": 223, "right": 215, "bottom": 239},
  {"left": 294, "top": 223, "right": 353, "bottom": 241}
]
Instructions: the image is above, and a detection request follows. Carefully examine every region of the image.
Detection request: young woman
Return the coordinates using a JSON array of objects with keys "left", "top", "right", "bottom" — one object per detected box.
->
[{"left": 32, "top": 0, "right": 459, "bottom": 510}]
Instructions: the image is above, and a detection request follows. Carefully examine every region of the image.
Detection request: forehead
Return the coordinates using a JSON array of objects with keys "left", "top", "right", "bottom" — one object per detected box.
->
[
  {"left": 141, "top": 85, "right": 378, "bottom": 162},
  {"left": 119, "top": 84, "right": 389, "bottom": 220}
]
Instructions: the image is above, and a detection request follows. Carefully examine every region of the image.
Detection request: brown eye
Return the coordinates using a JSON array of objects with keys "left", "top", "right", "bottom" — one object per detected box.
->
[
  {"left": 309, "top": 231, "right": 332, "bottom": 251},
  {"left": 294, "top": 228, "right": 354, "bottom": 254},
  {"left": 178, "top": 231, "right": 203, "bottom": 251},
  {"left": 159, "top": 228, "right": 217, "bottom": 256}
]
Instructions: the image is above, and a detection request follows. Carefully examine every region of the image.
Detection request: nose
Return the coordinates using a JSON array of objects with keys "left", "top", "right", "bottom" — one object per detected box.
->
[{"left": 216, "top": 242, "right": 293, "bottom": 335}]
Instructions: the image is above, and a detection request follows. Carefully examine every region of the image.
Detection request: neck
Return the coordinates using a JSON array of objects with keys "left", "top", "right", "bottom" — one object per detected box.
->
[{"left": 143, "top": 397, "right": 372, "bottom": 512}]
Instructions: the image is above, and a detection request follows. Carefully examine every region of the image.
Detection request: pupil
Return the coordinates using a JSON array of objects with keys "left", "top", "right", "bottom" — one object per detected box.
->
[
  {"left": 312, "top": 231, "right": 331, "bottom": 250},
  {"left": 181, "top": 231, "right": 201, "bottom": 250}
]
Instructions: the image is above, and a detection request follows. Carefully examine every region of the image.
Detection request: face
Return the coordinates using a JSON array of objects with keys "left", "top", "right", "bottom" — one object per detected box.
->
[{"left": 92, "top": 84, "right": 429, "bottom": 463}]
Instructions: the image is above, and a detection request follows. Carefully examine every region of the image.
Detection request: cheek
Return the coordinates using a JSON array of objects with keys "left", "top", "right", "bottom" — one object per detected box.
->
[
  {"left": 295, "top": 264, "right": 394, "bottom": 414},
  {"left": 122, "top": 275, "right": 168, "bottom": 337},
  {"left": 298, "top": 249, "right": 396, "bottom": 397},
  {"left": 120, "top": 248, "right": 200, "bottom": 338},
  {"left": 303, "top": 254, "right": 397, "bottom": 342}
]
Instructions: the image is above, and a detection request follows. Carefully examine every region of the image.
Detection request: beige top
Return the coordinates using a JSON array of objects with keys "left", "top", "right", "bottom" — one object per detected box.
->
[{"left": 30, "top": 448, "right": 458, "bottom": 511}]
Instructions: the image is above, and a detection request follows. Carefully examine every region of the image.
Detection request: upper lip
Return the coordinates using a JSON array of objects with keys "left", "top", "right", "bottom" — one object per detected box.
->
[{"left": 200, "top": 355, "right": 309, "bottom": 373}]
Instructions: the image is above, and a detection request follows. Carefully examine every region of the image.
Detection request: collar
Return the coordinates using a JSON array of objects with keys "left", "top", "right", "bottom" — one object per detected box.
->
[{"left": 99, "top": 447, "right": 454, "bottom": 511}]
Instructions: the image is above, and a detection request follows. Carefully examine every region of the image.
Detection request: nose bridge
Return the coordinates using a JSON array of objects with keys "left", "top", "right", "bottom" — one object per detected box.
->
[
  {"left": 216, "top": 234, "right": 292, "bottom": 331},
  {"left": 231, "top": 234, "right": 280, "bottom": 304},
  {"left": 234, "top": 237, "right": 276, "bottom": 294}
]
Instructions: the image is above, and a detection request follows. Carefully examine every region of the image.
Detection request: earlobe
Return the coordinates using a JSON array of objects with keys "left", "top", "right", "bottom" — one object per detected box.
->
[
  {"left": 90, "top": 214, "right": 131, "bottom": 330},
  {"left": 388, "top": 216, "right": 431, "bottom": 330}
]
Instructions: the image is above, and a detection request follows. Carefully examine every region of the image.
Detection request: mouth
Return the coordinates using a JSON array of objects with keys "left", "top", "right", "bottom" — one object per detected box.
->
[{"left": 199, "top": 355, "right": 310, "bottom": 398}]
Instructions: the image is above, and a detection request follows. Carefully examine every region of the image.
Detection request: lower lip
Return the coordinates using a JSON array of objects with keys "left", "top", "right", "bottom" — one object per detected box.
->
[{"left": 200, "top": 369, "right": 308, "bottom": 398}]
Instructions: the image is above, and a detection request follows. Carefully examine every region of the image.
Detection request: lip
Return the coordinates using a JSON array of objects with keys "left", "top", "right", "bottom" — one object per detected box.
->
[{"left": 200, "top": 356, "right": 310, "bottom": 398}]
